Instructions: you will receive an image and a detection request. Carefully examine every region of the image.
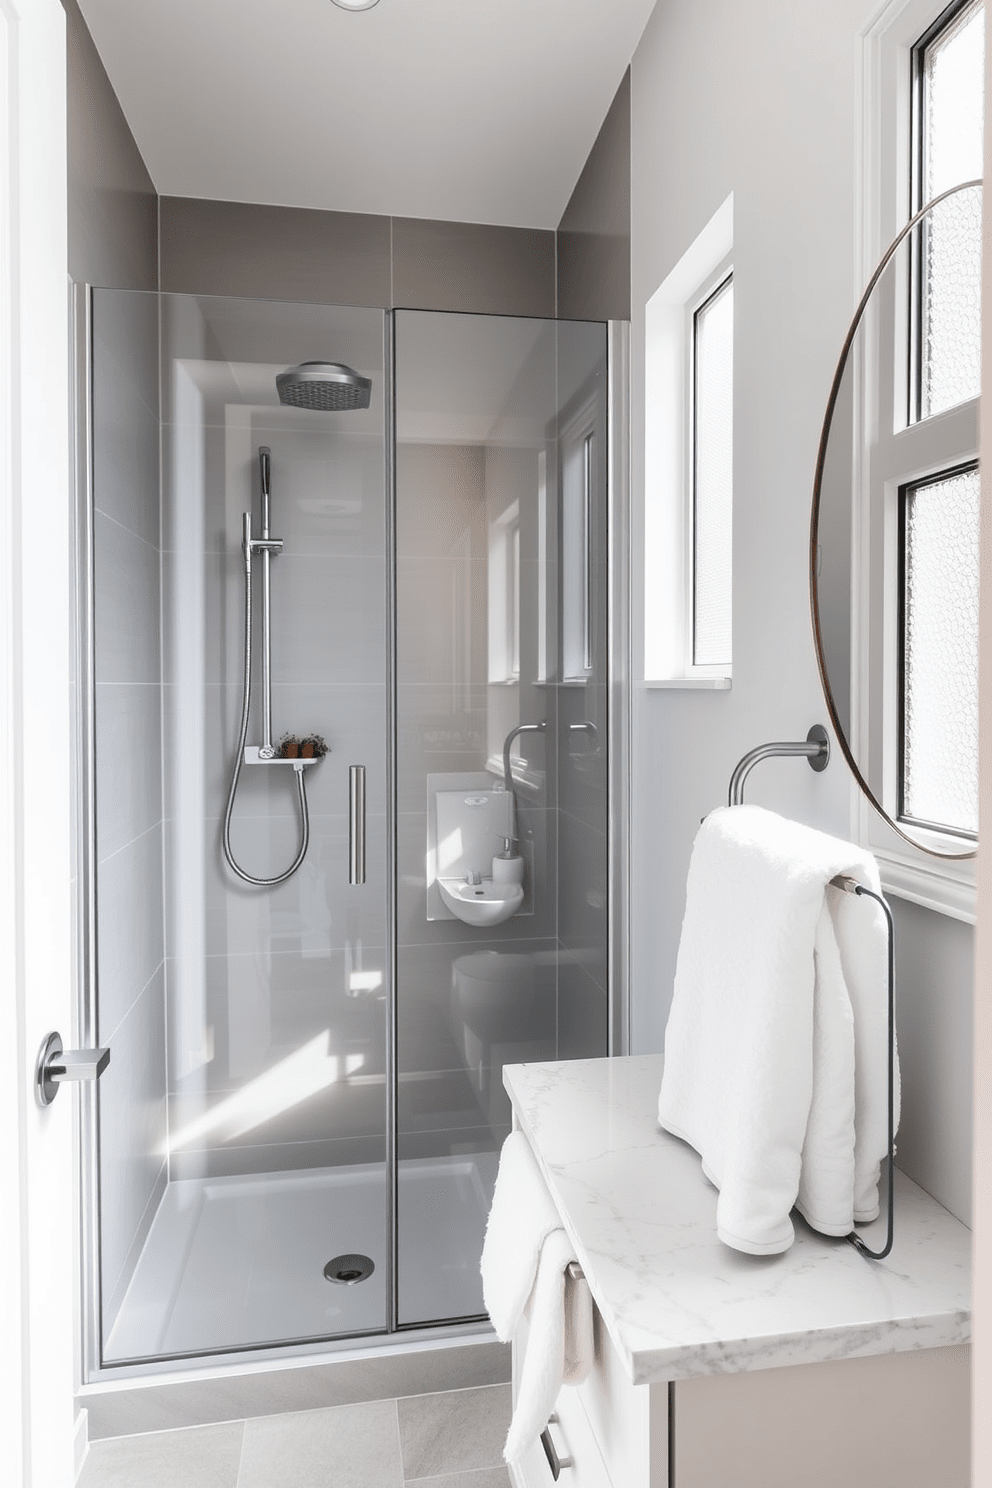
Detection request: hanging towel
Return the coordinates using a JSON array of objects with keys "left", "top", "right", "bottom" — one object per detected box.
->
[
  {"left": 657, "top": 805, "right": 896, "bottom": 1255},
  {"left": 481, "top": 1130, "right": 563, "bottom": 1340},
  {"left": 481, "top": 1132, "right": 593, "bottom": 1464}
]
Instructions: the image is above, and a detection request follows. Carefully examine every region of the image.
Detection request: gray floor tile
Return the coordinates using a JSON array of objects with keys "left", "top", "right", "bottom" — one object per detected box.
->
[
  {"left": 398, "top": 1385, "right": 511, "bottom": 1480},
  {"left": 238, "top": 1399, "right": 403, "bottom": 1488},
  {"left": 77, "top": 1422, "right": 244, "bottom": 1488},
  {"left": 407, "top": 1470, "right": 511, "bottom": 1488}
]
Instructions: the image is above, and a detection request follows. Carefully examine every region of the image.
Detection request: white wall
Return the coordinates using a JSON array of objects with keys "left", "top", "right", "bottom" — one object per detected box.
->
[{"left": 628, "top": 0, "right": 974, "bottom": 1224}]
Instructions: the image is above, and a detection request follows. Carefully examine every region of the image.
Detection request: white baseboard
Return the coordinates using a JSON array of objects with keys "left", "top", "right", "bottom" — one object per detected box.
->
[{"left": 73, "top": 1407, "right": 89, "bottom": 1482}]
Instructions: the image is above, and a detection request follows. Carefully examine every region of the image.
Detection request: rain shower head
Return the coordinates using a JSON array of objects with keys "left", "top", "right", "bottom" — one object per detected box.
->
[{"left": 276, "top": 361, "right": 372, "bottom": 412}]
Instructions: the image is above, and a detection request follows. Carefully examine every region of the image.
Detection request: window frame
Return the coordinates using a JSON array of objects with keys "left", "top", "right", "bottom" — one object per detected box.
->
[
  {"left": 855, "top": 0, "right": 982, "bottom": 921},
  {"left": 641, "top": 192, "right": 734, "bottom": 689},
  {"left": 689, "top": 267, "right": 734, "bottom": 673}
]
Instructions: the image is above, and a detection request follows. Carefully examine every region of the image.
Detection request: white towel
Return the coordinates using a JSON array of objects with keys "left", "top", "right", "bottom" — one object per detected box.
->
[
  {"left": 481, "top": 1130, "right": 563, "bottom": 1340},
  {"left": 481, "top": 1132, "right": 593, "bottom": 1464},
  {"left": 658, "top": 805, "right": 896, "bottom": 1255}
]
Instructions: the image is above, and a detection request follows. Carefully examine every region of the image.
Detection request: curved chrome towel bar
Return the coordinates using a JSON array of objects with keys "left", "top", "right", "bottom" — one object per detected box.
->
[{"left": 728, "top": 725, "right": 829, "bottom": 806}]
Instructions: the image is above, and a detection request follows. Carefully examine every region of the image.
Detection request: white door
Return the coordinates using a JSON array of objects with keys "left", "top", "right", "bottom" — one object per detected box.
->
[{"left": 0, "top": 0, "right": 78, "bottom": 1484}]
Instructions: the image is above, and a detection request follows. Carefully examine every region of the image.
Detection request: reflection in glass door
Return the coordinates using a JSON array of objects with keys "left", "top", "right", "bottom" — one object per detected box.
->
[
  {"left": 84, "top": 289, "right": 610, "bottom": 1371},
  {"left": 90, "top": 289, "right": 391, "bottom": 1362},
  {"left": 393, "top": 312, "right": 609, "bottom": 1325}
]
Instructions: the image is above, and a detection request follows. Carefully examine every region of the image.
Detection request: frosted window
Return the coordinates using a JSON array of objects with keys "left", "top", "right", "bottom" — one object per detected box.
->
[
  {"left": 918, "top": 0, "right": 985, "bottom": 419},
  {"left": 901, "top": 465, "right": 979, "bottom": 837},
  {"left": 693, "top": 275, "right": 733, "bottom": 667}
]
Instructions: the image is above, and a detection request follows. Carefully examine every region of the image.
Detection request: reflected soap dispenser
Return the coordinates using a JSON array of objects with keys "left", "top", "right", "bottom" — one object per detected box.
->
[{"left": 492, "top": 836, "right": 524, "bottom": 886}]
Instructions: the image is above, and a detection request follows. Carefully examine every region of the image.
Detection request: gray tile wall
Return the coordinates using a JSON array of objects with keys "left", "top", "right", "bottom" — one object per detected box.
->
[
  {"left": 159, "top": 295, "right": 390, "bottom": 1189},
  {"left": 91, "top": 288, "right": 168, "bottom": 1337},
  {"left": 556, "top": 69, "right": 631, "bottom": 323},
  {"left": 66, "top": 0, "right": 158, "bottom": 291},
  {"left": 160, "top": 198, "right": 556, "bottom": 319}
]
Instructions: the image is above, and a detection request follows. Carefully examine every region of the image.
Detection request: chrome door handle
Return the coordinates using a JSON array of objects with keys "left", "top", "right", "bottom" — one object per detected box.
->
[
  {"left": 349, "top": 765, "right": 366, "bottom": 885},
  {"left": 35, "top": 1031, "right": 110, "bottom": 1108},
  {"left": 540, "top": 1417, "right": 572, "bottom": 1480}
]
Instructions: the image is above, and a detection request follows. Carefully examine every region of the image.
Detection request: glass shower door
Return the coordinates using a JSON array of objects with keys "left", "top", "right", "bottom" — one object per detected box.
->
[
  {"left": 393, "top": 311, "right": 609, "bottom": 1326},
  {"left": 91, "top": 288, "right": 391, "bottom": 1363}
]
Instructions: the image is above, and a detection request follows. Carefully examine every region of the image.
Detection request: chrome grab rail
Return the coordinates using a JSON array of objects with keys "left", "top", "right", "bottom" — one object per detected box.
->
[
  {"left": 350, "top": 765, "right": 366, "bottom": 885},
  {"left": 502, "top": 720, "right": 546, "bottom": 792}
]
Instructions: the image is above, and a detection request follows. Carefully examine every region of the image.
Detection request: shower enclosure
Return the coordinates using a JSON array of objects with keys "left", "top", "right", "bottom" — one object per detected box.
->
[{"left": 79, "top": 284, "right": 613, "bottom": 1374}]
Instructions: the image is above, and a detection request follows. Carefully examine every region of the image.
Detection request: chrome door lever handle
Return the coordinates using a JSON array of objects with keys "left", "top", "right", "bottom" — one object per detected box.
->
[{"left": 35, "top": 1031, "right": 110, "bottom": 1107}]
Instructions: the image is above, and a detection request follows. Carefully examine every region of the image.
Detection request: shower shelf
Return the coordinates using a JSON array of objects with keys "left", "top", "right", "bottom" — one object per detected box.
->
[{"left": 243, "top": 746, "right": 324, "bottom": 768}]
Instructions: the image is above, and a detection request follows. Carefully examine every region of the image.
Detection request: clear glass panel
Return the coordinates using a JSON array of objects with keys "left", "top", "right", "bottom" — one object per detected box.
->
[
  {"left": 693, "top": 276, "right": 733, "bottom": 666},
  {"left": 93, "top": 289, "right": 390, "bottom": 1362},
  {"left": 901, "top": 465, "right": 979, "bottom": 836},
  {"left": 919, "top": 0, "right": 985, "bottom": 419},
  {"left": 394, "top": 312, "right": 608, "bottom": 1326}
]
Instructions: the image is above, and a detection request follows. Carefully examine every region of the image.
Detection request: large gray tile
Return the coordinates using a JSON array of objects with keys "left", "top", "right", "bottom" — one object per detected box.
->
[
  {"left": 397, "top": 1125, "right": 509, "bottom": 1164},
  {"left": 396, "top": 556, "right": 488, "bottom": 689},
  {"left": 92, "top": 286, "right": 160, "bottom": 419},
  {"left": 84, "top": 1343, "right": 510, "bottom": 1439},
  {"left": 556, "top": 948, "right": 609, "bottom": 1061},
  {"left": 408, "top": 1470, "right": 511, "bottom": 1488},
  {"left": 161, "top": 416, "right": 386, "bottom": 555},
  {"left": 96, "top": 822, "right": 165, "bottom": 1043},
  {"left": 238, "top": 1400, "right": 402, "bottom": 1488},
  {"left": 160, "top": 197, "right": 392, "bottom": 307},
  {"left": 77, "top": 1421, "right": 244, "bottom": 1488},
  {"left": 94, "top": 511, "right": 161, "bottom": 686},
  {"left": 167, "top": 943, "right": 388, "bottom": 1095},
  {"left": 396, "top": 442, "right": 487, "bottom": 559},
  {"left": 163, "top": 681, "right": 387, "bottom": 821},
  {"left": 163, "top": 547, "right": 387, "bottom": 687},
  {"left": 167, "top": 1066, "right": 386, "bottom": 1157},
  {"left": 168, "top": 810, "right": 388, "bottom": 961},
  {"left": 397, "top": 1386, "right": 511, "bottom": 1480},
  {"left": 169, "top": 1132, "right": 384, "bottom": 1182},
  {"left": 98, "top": 965, "right": 168, "bottom": 1339},
  {"left": 392, "top": 219, "right": 555, "bottom": 318},
  {"left": 556, "top": 69, "right": 631, "bottom": 323},
  {"left": 397, "top": 939, "right": 556, "bottom": 1076},
  {"left": 95, "top": 684, "right": 163, "bottom": 860},
  {"left": 556, "top": 808, "right": 608, "bottom": 991},
  {"left": 92, "top": 319, "right": 161, "bottom": 548}
]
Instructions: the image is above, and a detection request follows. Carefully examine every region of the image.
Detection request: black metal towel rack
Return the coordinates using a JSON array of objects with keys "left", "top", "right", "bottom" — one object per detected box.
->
[{"left": 727, "top": 725, "right": 895, "bottom": 1261}]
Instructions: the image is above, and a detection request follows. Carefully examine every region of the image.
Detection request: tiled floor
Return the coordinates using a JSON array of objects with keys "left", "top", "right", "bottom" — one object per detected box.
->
[{"left": 77, "top": 1383, "right": 512, "bottom": 1488}]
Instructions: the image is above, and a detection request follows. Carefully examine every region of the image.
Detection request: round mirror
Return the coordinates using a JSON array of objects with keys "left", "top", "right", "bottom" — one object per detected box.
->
[{"left": 810, "top": 179, "right": 982, "bottom": 860}]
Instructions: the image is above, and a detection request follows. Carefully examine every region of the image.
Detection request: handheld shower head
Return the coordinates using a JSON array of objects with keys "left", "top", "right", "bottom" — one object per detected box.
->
[
  {"left": 276, "top": 361, "right": 372, "bottom": 412},
  {"left": 259, "top": 445, "right": 271, "bottom": 498}
]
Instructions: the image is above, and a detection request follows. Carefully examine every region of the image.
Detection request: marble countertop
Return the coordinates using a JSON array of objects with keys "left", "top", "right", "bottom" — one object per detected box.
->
[{"left": 503, "top": 1054, "right": 971, "bottom": 1387}]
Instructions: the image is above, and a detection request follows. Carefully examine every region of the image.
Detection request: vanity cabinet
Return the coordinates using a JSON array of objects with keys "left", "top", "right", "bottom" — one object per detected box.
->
[
  {"left": 513, "top": 1309, "right": 969, "bottom": 1488},
  {"left": 504, "top": 1055, "right": 972, "bottom": 1488}
]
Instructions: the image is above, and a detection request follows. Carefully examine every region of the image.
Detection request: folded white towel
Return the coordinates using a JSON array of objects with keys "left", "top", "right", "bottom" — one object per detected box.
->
[
  {"left": 481, "top": 1132, "right": 593, "bottom": 1464},
  {"left": 658, "top": 805, "right": 896, "bottom": 1255}
]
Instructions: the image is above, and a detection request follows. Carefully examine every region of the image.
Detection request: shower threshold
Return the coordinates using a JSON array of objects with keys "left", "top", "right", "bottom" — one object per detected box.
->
[{"left": 103, "top": 1152, "right": 498, "bottom": 1365}]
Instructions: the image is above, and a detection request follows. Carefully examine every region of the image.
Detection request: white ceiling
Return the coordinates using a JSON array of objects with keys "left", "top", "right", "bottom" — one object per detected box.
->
[{"left": 77, "top": 0, "right": 656, "bottom": 230}]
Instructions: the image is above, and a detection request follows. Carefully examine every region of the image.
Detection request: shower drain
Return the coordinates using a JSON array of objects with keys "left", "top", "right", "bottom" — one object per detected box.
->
[{"left": 324, "top": 1254, "right": 375, "bottom": 1285}]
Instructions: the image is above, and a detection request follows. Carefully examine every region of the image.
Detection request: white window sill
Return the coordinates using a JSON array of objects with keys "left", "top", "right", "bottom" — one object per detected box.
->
[{"left": 638, "top": 677, "right": 732, "bottom": 690}]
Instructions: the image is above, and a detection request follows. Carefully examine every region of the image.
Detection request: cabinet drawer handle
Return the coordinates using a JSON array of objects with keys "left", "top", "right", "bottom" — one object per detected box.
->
[{"left": 540, "top": 1417, "right": 573, "bottom": 1480}]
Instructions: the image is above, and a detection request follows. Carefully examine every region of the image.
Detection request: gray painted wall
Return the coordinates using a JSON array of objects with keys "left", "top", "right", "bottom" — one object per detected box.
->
[
  {"left": 65, "top": 0, "right": 157, "bottom": 291},
  {"left": 628, "top": 0, "right": 975, "bottom": 1227},
  {"left": 557, "top": 69, "right": 631, "bottom": 322}
]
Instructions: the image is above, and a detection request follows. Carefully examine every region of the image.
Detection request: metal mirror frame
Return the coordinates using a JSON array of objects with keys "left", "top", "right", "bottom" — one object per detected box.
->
[{"left": 809, "top": 177, "right": 982, "bottom": 862}]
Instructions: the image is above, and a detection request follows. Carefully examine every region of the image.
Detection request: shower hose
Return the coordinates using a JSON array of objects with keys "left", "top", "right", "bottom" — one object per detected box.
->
[{"left": 222, "top": 540, "right": 310, "bottom": 887}]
